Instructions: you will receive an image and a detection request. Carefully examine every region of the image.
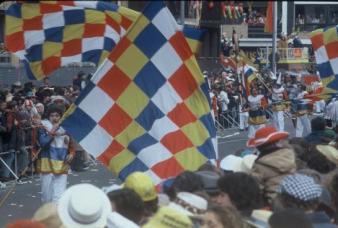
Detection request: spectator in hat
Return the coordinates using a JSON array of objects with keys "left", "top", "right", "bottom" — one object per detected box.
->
[
  {"left": 247, "top": 126, "right": 296, "bottom": 204},
  {"left": 166, "top": 191, "right": 208, "bottom": 220},
  {"left": 305, "top": 116, "right": 336, "bottom": 145},
  {"left": 275, "top": 174, "right": 336, "bottom": 227},
  {"left": 57, "top": 183, "right": 112, "bottom": 228},
  {"left": 143, "top": 205, "right": 193, "bottom": 228},
  {"left": 195, "top": 171, "right": 221, "bottom": 204},
  {"left": 123, "top": 172, "right": 158, "bottom": 218}
]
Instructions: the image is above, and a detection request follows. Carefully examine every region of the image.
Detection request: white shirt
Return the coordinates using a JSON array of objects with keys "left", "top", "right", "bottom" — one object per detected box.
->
[
  {"left": 218, "top": 90, "right": 229, "bottom": 112},
  {"left": 272, "top": 87, "right": 284, "bottom": 102},
  {"left": 248, "top": 94, "right": 264, "bottom": 111}
]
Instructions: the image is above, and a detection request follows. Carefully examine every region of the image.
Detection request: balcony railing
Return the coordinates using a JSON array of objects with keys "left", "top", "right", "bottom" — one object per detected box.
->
[{"left": 259, "top": 47, "right": 309, "bottom": 64}]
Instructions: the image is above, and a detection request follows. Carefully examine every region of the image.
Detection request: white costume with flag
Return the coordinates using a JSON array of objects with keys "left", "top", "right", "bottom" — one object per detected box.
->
[{"left": 271, "top": 86, "right": 285, "bottom": 131}]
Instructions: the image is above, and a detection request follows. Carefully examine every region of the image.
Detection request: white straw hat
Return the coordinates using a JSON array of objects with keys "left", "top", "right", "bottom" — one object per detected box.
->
[{"left": 58, "top": 183, "right": 112, "bottom": 228}]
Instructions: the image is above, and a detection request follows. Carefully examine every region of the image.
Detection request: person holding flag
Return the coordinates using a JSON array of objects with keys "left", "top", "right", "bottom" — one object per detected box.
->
[
  {"left": 37, "top": 105, "right": 75, "bottom": 203},
  {"left": 271, "top": 81, "right": 286, "bottom": 131},
  {"left": 248, "top": 87, "right": 268, "bottom": 138}
]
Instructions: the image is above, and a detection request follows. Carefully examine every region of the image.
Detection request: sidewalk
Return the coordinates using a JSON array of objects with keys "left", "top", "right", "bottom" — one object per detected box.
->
[{"left": 0, "top": 162, "right": 115, "bottom": 227}]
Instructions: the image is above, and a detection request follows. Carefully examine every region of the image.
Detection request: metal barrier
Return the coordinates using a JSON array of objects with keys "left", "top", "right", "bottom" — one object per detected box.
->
[
  {"left": 217, "top": 110, "right": 240, "bottom": 131},
  {"left": 0, "top": 145, "right": 36, "bottom": 181},
  {"left": 0, "top": 150, "right": 18, "bottom": 180}
]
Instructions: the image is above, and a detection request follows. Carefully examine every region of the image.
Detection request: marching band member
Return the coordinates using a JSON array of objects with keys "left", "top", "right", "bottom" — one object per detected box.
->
[
  {"left": 238, "top": 85, "right": 249, "bottom": 131},
  {"left": 271, "top": 82, "right": 285, "bottom": 131},
  {"left": 295, "top": 85, "right": 312, "bottom": 137},
  {"left": 248, "top": 87, "right": 267, "bottom": 138}
]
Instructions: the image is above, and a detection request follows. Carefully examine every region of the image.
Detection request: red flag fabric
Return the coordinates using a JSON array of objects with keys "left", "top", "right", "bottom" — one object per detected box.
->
[{"left": 264, "top": 1, "right": 273, "bottom": 33}]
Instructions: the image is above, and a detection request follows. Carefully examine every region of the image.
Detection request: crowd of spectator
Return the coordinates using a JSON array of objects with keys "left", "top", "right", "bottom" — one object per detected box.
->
[
  {"left": 5, "top": 119, "right": 338, "bottom": 227},
  {"left": 0, "top": 71, "right": 91, "bottom": 182},
  {"left": 1, "top": 66, "right": 338, "bottom": 228}
]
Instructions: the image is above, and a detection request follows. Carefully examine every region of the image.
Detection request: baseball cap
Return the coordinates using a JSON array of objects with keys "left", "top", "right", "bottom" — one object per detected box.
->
[{"left": 124, "top": 172, "right": 157, "bottom": 202}]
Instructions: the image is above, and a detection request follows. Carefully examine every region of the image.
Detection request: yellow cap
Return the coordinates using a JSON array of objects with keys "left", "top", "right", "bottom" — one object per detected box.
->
[
  {"left": 124, "top": 172, "right": 157, "bottom": 202},
  {"left": 142, "top": 206, "right": 192, "bottom": 228}
]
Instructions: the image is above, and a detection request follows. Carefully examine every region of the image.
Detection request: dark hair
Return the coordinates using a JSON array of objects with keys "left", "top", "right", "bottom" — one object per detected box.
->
[
  {"left": 256, "top": 141, "right": 280, "bottom": 158},
  {"left": 279, "top": 193, "right": 319, "bottom": 211},
  {"left": 305, "top": 146, "right": 336, "bottom": 174},
  {"left": 166, "top": 171, "right": 203, "bottom": 201},
  {"left": 269, "top": 209, "right": 313, "bottom": 228},
  {"left": 144, "top": 198, "right": 159, "bottom": 217},
  {"left": 289, "top": 137, "right": 309, "bottom": 152},
  {"left": 330, "top": 174, "right": 338, "bottom": 213},
  {"left": 46, "top": 105, "right": 63, "bottom": 118},
  {"left": 217, "top": 172, "right": 262, "bottom": 216},
  {"left": 311, "top": 116, "right": 326, "bottom": 131},
  {"left": 107, "top": 188, "right": 145, "bottom": 224}
]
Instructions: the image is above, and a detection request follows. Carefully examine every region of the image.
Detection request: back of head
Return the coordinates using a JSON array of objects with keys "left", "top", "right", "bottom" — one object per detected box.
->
[
  {"left": 269, "top": 209, "right": 313, "bottom": 228},
  {"left": 311, "top": 116, "right": 326, "bottom": 131},
  {"left": 107, "top": 188, "right": 144, "bottom": 224},
  {"left": 167, "top": 171, "right": 203, "bottom": 200},
  {"left": 32, "top": 202, "right": 63, "bottom": 228},
  {"left": 305, "top": 146, "right": 336, "bottom": 174},
  {"left": 207, "top": 205, "right": 245, "bottom": 228},
  {"left": 217, "top": 172, "right": 262, "bottom": 215}
]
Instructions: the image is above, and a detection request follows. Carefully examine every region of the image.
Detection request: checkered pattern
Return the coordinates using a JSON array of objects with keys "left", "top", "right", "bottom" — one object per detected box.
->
[
  {"left": 61, "top": 1, "right": 216, "bottom": 185},
  {"left": 311, "top": 25, "right": 338, "bottom": 93},
  {"left": 5, "top": 1, "right": 205, "bottom": 81},
  {"left": 277, "top": 174, "right": 322, "bottom": 202},
  {"left": 5, "top": 1, "right": 134, "bottom": 80}
]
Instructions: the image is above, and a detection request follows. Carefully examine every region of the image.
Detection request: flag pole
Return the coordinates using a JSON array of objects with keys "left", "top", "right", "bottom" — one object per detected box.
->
[
  {"left": 180, "top": 1, "right": 185, "bottom": 25},
  {"left": 272, "top": 1, "right": 277, "bottom": 77}
]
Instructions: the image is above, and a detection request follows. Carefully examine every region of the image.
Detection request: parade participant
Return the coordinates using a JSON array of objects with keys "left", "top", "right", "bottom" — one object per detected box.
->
[
  {"left": 295, "top": 85, "right": 312, "bottom": 137},
  {"left": 218, "top": 86, "right": 230, "bottom": 128},
  {"left": 238, "top": 85, "right": 249, "bottom": 131},
  {"left": 271, "top": 82, "right": 285, "bottom": 131},
  {"left": 248, "top": 87, "right": 267, "bottom": 138},
  {"left": 37, "top": 105, "right": 75, "bottom": 203}
]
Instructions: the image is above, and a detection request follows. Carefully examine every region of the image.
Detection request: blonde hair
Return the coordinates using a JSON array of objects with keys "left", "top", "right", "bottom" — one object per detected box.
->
[{"left": 32, "top": 203, "right": 63, "bottom": 228}]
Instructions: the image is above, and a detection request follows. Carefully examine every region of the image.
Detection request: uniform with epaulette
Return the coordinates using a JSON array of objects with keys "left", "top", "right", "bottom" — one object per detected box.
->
[
  {"left": 248, "top": 89, "right": 267, "bottom": 138},
  {"left": 271, "top": 85, "right": 286, "bottom": 131}
]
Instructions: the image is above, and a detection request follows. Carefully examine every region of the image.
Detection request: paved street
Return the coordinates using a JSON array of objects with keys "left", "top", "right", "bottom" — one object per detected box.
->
[{"left": 0, "top": 117, "right": 298, "bottom": 226}]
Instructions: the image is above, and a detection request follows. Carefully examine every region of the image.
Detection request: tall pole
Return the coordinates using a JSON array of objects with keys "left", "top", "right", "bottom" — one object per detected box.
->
[
  {"left": 180, "top": 1, "right": 185, "bottom": 25},
  {"left": 272, "top": 1, "right": 277, "bottom": 77}
]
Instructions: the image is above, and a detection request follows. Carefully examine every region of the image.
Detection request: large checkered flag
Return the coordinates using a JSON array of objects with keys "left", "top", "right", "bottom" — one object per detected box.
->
[{"left": 61, "top": 1, "right": 216, "bottom": 184}]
